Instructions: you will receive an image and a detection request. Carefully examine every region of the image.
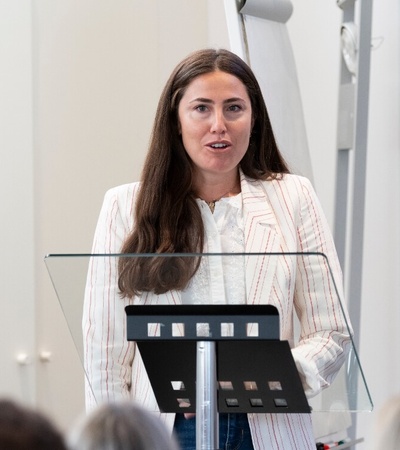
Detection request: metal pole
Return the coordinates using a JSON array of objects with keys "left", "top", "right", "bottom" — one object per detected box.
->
[{"left": 196, "top": 341, "right": 219, "bottom": 450}]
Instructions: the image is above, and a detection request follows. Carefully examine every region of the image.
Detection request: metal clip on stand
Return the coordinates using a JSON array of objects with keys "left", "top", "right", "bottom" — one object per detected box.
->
[{"left": 125, "top": 304, "right": 310, "bottom": 450}]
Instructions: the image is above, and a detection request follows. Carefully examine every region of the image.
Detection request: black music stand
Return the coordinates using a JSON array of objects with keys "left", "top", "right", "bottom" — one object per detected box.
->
[{"left": 125, "top": 304, "right": 310, "bottom": 449}]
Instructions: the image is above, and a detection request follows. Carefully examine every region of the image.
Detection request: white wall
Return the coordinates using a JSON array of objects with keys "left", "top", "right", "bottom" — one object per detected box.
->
[
  {"left": 1, "top": 1, "right": 399, "bottom": 446},
  {"left": 0, "top": 0, "right": 36, "bottom": 404}
]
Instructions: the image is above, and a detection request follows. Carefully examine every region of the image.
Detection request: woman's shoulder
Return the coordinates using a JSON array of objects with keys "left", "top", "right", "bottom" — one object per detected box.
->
[
  {"left": 253, "top": 173, "right": 314, "bottom": 194},
  {"left": 98, "top": 182, "right": 141, "bottom": 224},
  {"left": 103, "top": 182, "right": 141, "bottom": 203},
  {"left": 274, "top": 173, "right": 312, "bottom": 187},
  {"left": 105, "top": 181, "right": 140, "bottom": 195}
]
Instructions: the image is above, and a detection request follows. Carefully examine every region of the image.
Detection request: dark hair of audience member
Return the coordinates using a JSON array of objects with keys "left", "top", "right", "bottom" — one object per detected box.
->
[{"left": 0, "top": 398, "right": 66, "bottom": 450}]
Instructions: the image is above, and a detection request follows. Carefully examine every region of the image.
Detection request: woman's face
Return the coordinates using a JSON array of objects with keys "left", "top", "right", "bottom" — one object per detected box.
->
[{"left": 177, "top": 70, "right": 253, "bottom": 182}]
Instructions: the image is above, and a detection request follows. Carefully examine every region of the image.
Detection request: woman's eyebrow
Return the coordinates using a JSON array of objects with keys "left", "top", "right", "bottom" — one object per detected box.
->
[
  {"left": 189, "top": 97, "right": 246, "bottom": 104},
  {"left": 189, "top": 97, "right": 213, "bottom": 104}
]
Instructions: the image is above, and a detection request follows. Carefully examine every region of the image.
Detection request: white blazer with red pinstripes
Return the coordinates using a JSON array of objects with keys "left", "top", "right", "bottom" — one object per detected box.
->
[{"left": 83, "top": 171, "right": 351, "bottom": 450}]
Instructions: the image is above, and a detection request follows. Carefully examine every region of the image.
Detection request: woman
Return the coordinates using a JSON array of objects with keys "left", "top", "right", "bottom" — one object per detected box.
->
[{"left": 83, "top": 48, "right": 352, "bottom": 450}]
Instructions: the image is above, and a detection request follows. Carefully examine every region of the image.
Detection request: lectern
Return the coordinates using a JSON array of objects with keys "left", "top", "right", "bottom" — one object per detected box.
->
[{"left": 44, "top": 252, "right": 373, "bottom": 449}]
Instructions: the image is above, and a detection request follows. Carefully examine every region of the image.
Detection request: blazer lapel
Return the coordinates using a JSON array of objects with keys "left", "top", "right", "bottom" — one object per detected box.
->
[{"left": 241, "top": 173, "right": 281, "bottom": 305}]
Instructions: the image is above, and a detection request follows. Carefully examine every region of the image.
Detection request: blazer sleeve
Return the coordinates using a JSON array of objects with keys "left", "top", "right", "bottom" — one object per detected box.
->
[
  {"left": 82, "top": 184, "right": 137, "bottom": 410},
  {"left": 290, "top": 177, "right": 353, "bottom": 398}
]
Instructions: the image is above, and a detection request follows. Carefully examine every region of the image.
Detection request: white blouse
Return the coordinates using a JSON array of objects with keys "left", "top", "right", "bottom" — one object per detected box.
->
[{"left": 181, "top": 194, "right": 245, "bottom": 306}]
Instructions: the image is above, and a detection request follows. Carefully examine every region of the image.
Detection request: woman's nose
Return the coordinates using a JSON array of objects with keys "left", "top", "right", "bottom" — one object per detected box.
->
[{"left": 210, "top": 110, "right": 227, "bottom": 134}]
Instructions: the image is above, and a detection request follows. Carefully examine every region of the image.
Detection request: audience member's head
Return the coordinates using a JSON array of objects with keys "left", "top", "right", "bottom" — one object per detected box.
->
[
  {"left": 371, "top": 394, "right": 400, "bottom": 449},
  {"left": 0, "top": 398, "right": 67, "bottom": 450},
  {"left": 68, "top": 401, "right": 180, "bottom": 450}
]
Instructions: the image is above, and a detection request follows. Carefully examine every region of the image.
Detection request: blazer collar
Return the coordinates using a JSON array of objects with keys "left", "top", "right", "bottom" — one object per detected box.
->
[{"left": 240, "top": 170, "right": 279, "bottom": 248}]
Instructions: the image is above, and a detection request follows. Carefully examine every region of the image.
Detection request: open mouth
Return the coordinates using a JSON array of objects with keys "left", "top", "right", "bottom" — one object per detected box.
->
[{"left": 209, "top": 143, "right": 229, "bottom": 149}]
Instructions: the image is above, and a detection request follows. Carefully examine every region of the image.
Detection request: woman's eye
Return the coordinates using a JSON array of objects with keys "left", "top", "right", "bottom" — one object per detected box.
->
[
  {"left": 227, "top": 104, "right": 242, "bottom": 112},
  {"left": 195, "top": 105, "right": 208, "bottom": 112}
]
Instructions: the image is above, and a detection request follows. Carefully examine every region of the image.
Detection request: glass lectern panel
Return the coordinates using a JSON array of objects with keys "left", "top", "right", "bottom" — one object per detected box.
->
[{"left": 44, "top": 252, "right": 372, "bottom": 413}]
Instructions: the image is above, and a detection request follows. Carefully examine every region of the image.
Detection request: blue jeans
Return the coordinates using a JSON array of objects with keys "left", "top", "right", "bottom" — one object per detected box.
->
[{"left": 174, "top": 413, "right": 254, "bottom": 450}]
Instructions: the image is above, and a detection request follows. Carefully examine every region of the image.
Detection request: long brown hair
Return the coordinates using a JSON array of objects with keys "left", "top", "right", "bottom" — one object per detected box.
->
[{"left": 118, "top": 48, "right": 289, "bottom": 297}]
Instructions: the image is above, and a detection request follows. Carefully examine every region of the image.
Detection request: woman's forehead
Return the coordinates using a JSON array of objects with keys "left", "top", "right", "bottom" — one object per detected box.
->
[{"left": 181, "top": 71, "right": 250, "bottom": 102}]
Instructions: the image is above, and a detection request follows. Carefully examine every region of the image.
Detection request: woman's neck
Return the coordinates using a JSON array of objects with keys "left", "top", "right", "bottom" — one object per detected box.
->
[{"left": 194, "top": 171, "right": 241, "bottom": 204}]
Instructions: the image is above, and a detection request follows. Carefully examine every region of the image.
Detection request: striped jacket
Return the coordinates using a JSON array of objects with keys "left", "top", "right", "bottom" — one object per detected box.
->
[{"left": 83, "top": 172, "right": 351, "bottom": 450}]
